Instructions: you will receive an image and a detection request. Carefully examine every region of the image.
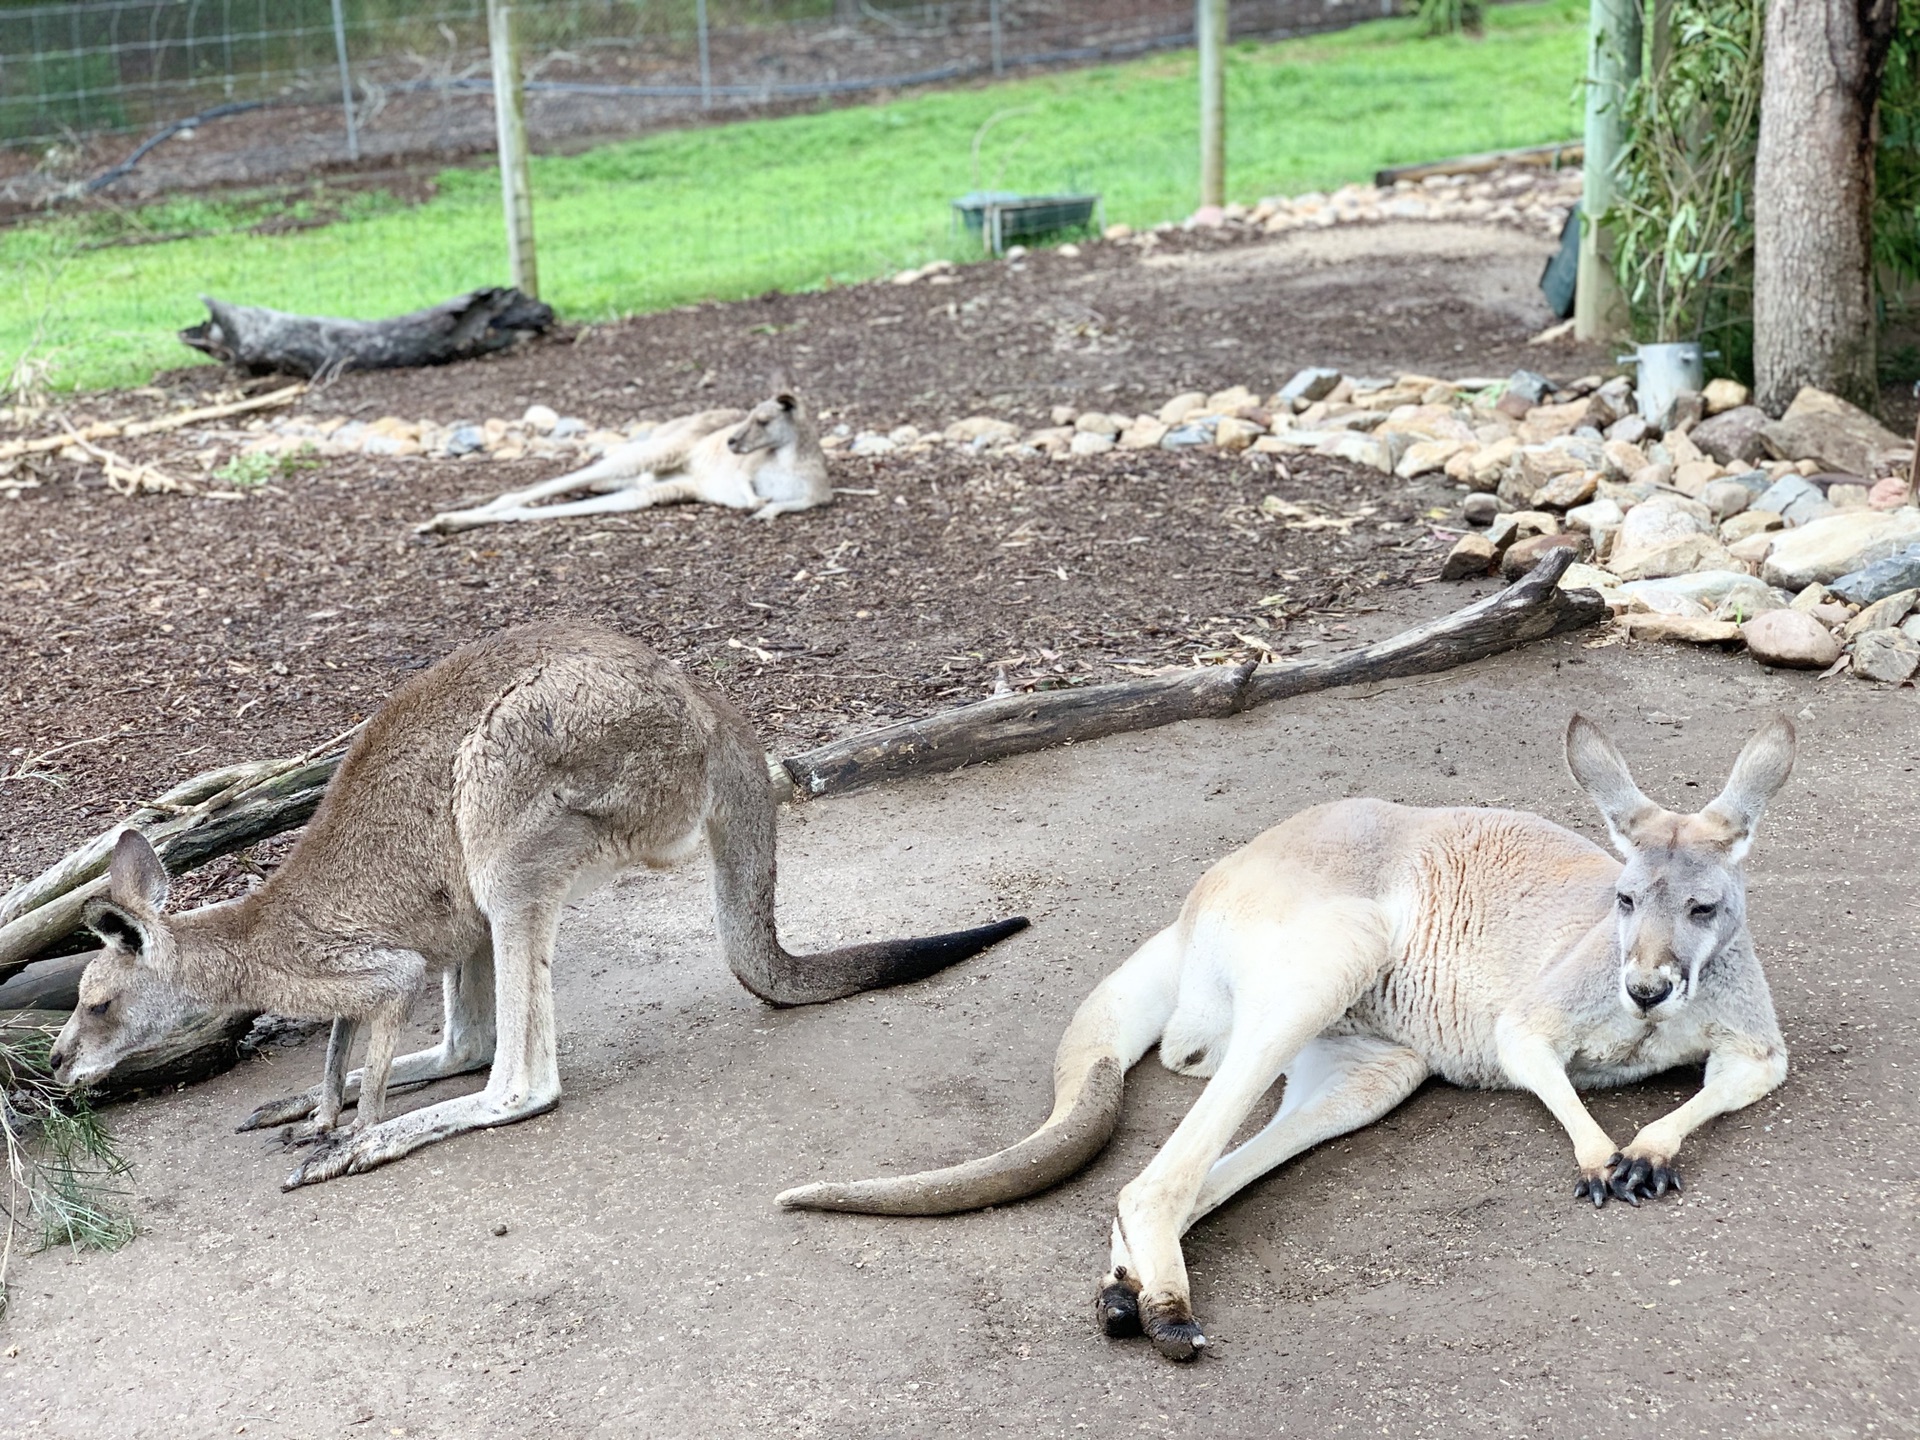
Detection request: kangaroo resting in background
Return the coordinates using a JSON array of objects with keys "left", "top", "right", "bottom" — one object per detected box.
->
[
  {"left": 779, "top": 716, "right": 1795, "bottom": 1363},
  {"left": 50, "top": 623, "right": 1025, "bottom": 1189},
  {"left": 419, "top": 391, "right": 830, "bottom": 533}
]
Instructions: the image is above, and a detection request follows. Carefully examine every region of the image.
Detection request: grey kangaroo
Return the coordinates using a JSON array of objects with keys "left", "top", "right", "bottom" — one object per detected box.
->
[{"left": 51, "top": 623, "right": 1026, "bottom": 1188}]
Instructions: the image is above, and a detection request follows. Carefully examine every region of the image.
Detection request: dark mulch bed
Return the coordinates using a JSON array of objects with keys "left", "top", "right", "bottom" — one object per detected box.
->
[{"left": 4, "top": 219, "right": 1578, "bottom": 888}]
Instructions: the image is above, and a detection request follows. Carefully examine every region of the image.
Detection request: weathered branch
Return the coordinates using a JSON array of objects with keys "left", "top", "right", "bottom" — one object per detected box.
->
[
  {"left": 0, "top": 384, "right": 306, "bottom": 463},
  {"left": 179, "top": 288, "right": 554, "bottom": 378},
  {"left": 784, "top": 550, "right": 1605, "bottom": 797}
]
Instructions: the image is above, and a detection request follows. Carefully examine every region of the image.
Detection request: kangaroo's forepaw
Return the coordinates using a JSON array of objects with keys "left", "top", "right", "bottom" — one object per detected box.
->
[
  {"left": 237, "top": 1091, "right": 321, "bottom": 1132},
  {"left": 1140, "top": 1294, "right": 1208, "bottom": 1363},
  {"left": 1573, "top": 1151, "right": 1682, "bottom": 1208},
  {"left": 1095, "top": 1266, "right": 1143, "bottom": 1339},
  {"left": 1606, "top": 1150, "right": 1682, "bottom": 1206}
]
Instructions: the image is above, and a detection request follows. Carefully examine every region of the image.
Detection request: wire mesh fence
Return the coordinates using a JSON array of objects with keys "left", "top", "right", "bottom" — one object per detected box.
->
[{"left": 2, "top": 1, "right": 1399, "bottom": 200}]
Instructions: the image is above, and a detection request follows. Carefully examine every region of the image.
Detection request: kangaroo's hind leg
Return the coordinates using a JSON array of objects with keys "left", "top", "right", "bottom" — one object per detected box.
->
[
  {"left": 1185, "top": 1033, "right": 1428, "bottom": 1226},
  {"left": 1107, "top": 899, "right": 1390, "bottom": 1361}
]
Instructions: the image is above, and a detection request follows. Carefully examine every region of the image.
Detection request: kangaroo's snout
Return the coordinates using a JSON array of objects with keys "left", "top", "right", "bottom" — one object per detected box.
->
[
  {"left": 1626, "top": 976, "right": 1673, "bottom": 1011},
  {"left": 47, "top": 1047, "right": 69, "bottom": 1077}
]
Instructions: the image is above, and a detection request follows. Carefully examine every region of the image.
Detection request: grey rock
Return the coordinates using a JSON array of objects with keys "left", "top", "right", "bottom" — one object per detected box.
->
[
  {"left": 1742, "top": 610, "right": 1841, "bottom": 670},
  {"left": 1504, "top": 369, "right": 1556, "bottom": 407},
  {"left": 1762, "top": 512, "right": 1920, "bottom": 590},
  {"left": 1753, "top": 474, "right": 1836, "bottom": 527},
  {"left": 1841, "top": 588, "right": 1919, "bottom": 637},
  {"left": 1161, "top": 419, "right": 1219, "bottom": 448},
  {"left": 550, "top": 416, "right": 588, "bottom": 439},
  {"left": 1829, "top": 544, "right": 1920, "bottom": 605},
  {"left": 1276, "top": 367, "right": 1343, "bottom": 405},
  {"left": 1605, "top": 414, "right": 1654, "bottom": 446},
  {"left": 1689, "top": 405, "right": 1770, "bottom": 465},
  {"left": 1700, "top": 479, "right": 1753, "bottom": 522},
  {"left": 1850, "top": 629, "right": 1920, "bottom": 684},
  {"left": 1461, "top": 492, "right": 1502, "bottom": 526},
  {"left": 444, "top": 424, "right": 486, "bottom": 456}
]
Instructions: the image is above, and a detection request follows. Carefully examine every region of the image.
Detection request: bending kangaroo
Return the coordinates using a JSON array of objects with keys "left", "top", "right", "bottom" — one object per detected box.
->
[
  {"left": 419, "top": 391, "right": 829, "bottom": 533},
  {"left": 49, "top": 623, "right": 1025, "bottom": 1189},
  {"left": 779, "top": 716, "right": 1794, "bottom": 1362}
]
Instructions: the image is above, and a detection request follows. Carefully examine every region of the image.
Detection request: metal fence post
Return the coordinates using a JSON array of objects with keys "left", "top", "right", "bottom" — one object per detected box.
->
[
  {"left": 990, "top": 0, "right": 1004, "bottom": 77},
  {"left": 329, "top": 0, "right": 360, "bottom": 163},
  {"left": 1198, "top": 0, "right": 1226, "bottom": 209},
  {"left": 697, "top": 0, "right": 713, "bottom": 110},
  {"left": 486, "top": 0, "right": 539, "bottom": 297}
]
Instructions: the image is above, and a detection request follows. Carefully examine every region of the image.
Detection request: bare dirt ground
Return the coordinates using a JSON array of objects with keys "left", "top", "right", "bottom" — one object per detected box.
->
[
  {"left": 1, "top": 633, "right": 1915, "bottom": 1438},
  {"left": 2, "top": 217, "right": 1916, "bottom": 1438}
]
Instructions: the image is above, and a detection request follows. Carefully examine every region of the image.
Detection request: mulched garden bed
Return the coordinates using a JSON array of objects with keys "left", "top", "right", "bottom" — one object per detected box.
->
[{"left": 6, "top": 217, "right": 1595, "bottom": 888}]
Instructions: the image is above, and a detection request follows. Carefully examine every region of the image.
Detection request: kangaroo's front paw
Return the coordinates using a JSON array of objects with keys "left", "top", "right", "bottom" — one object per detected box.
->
[
  {"left": 238, "top": 1091, "right": 320, "bottom": 1132},
  {"left": 1139, "top": 1293, "right": 1207, "bottom": 1363},
  {"left": 1095, "top": 1266, "right": 1143, "bottom": 1339},
  {"left": 1605, "top": 1149, "right": 1682, "bottom": 1206}
]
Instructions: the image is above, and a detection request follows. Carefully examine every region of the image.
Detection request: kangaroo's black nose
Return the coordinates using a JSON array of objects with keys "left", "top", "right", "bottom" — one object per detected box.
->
[
  {"left": 1628, "top": 979, "right": 1672, "bottom": 1011},
  {"left": 47, "top": 1048, "right": 67, "bottom": 1072}
]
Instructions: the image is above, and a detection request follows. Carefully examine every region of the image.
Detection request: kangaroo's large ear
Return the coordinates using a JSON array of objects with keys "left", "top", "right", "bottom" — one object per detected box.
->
[
  {"left": 82, "top": 897, "right": 149, "bottom": 956},
  {"left": 1700, "top": 715, "right": 1796, "bottom": 863},
  {"left": 106, "top": 828, "right": 169, "bottom": 915},
  {"left": 775, "top": 392, "right": 797, "bottom": 411},
  {"left": 1566, "top": 714, "right": 1660, "bottom": 853}
]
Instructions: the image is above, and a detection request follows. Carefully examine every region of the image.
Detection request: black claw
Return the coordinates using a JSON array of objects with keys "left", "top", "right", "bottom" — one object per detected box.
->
[
  {"left": 1669, "top": 1170, "right": 1684, "bottom": 1194},
  {"left": 1097, "top": 1282, "right": 1142, "bottom": 1339}
]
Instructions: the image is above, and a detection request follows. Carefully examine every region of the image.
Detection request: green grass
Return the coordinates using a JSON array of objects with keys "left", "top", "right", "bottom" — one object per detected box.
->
[{"left": 2, "top": 0, "right": 1586, "bottom": 395}]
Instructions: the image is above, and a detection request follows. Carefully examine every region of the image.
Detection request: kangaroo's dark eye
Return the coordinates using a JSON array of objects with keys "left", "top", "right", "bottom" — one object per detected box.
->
[
  {"left": 1691, "top": 903, "right": 1718, "bottom": 921},
  {"left": 87, "top": 999, "right": 111, "bottom": 1017},
  {"left": 1616, "top": 893, "right": 1635, "bottom": 912}
]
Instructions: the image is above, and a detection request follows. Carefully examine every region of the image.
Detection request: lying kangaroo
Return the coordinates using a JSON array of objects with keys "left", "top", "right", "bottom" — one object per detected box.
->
[
  {"left": 49, "top": 623, "right": 1025, "bottom": 1188},
  {"left": 419, "top": 392, "right": 829, "bottom": 533},
  {"left": 779, "top": 715, "right": 1794, "bottom": 1362}
]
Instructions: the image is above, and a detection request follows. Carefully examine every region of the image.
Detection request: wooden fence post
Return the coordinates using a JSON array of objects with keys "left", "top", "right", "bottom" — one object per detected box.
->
[{"left": 486, "top": 0, "right": 539, "bottom": 298}]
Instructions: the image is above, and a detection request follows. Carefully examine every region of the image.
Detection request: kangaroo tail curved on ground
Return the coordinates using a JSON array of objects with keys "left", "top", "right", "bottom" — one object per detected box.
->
[
  {"left": 704, "top": 719, "right": 1030, "bottom": 1007},
  {"left": 776, "top": 924, "right": 1184, "bottom": 1213}
]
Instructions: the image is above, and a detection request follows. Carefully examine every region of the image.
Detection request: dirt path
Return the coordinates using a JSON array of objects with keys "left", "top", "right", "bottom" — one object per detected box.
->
[{"left": 2, "top": 623, "right": 1914, "bottom": 1438}]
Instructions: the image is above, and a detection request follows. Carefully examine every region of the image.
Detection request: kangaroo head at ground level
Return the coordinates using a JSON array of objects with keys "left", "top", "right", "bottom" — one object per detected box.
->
[
  {"left": 778, "top": 714, "right": 1797, "bottom": 1363},
  {"left": 416, "top": 388, "right": 830, "bottom": 533},
  {"left": 50, "top": 622, "right": 1026, "bottom": 1188}
]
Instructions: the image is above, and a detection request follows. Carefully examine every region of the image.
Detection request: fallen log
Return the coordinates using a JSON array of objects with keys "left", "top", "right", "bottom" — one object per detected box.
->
[
  {"left": 784, "top": 549, "right": 1606, "bottom": 797},
  {"left": 1374, "top": 140, "right": 1584, "bottom": 187},
  {"left": 1, "top": 1008, "right": 253, "bottom": 1100},
  {"left": 0, "top": 554, "right": 1602, "bottom": 986},
  {"left": 0, "top": 953, "right": 90, "bottom": 1012},
  {"left": 179, "top": 288, "right": 555, "bottom": 379},
  {"left": 0, "top": 746, "right": 351, "bottom": 984}
]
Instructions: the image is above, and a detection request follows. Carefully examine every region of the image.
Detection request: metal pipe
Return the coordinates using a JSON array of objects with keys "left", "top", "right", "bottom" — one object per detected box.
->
[{"left": 328, "top": 0, "right": 359, "bottom": 163}]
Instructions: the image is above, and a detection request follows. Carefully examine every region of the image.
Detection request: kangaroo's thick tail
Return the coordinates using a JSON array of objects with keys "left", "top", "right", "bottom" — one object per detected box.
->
[
  {"left": 704, "top": 721, "right": 1028, "bottom": 1007},
  {"left": 776, "top": 923, "right": 1184, "bottom": 1215}
]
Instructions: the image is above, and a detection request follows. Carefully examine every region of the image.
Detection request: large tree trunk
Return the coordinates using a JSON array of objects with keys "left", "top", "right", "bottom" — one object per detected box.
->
[{"left": 1753, "top": 0, "right": 1899, "bottom": 413}]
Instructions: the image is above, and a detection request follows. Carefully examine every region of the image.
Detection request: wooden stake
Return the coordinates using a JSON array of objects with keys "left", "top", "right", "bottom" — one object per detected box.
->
[
  {"left": 1574, "top": 0, "right": 1641, "bottom": 341},
  {"left": 487, "top": 0, "right": 539, "bottom": 298}
]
